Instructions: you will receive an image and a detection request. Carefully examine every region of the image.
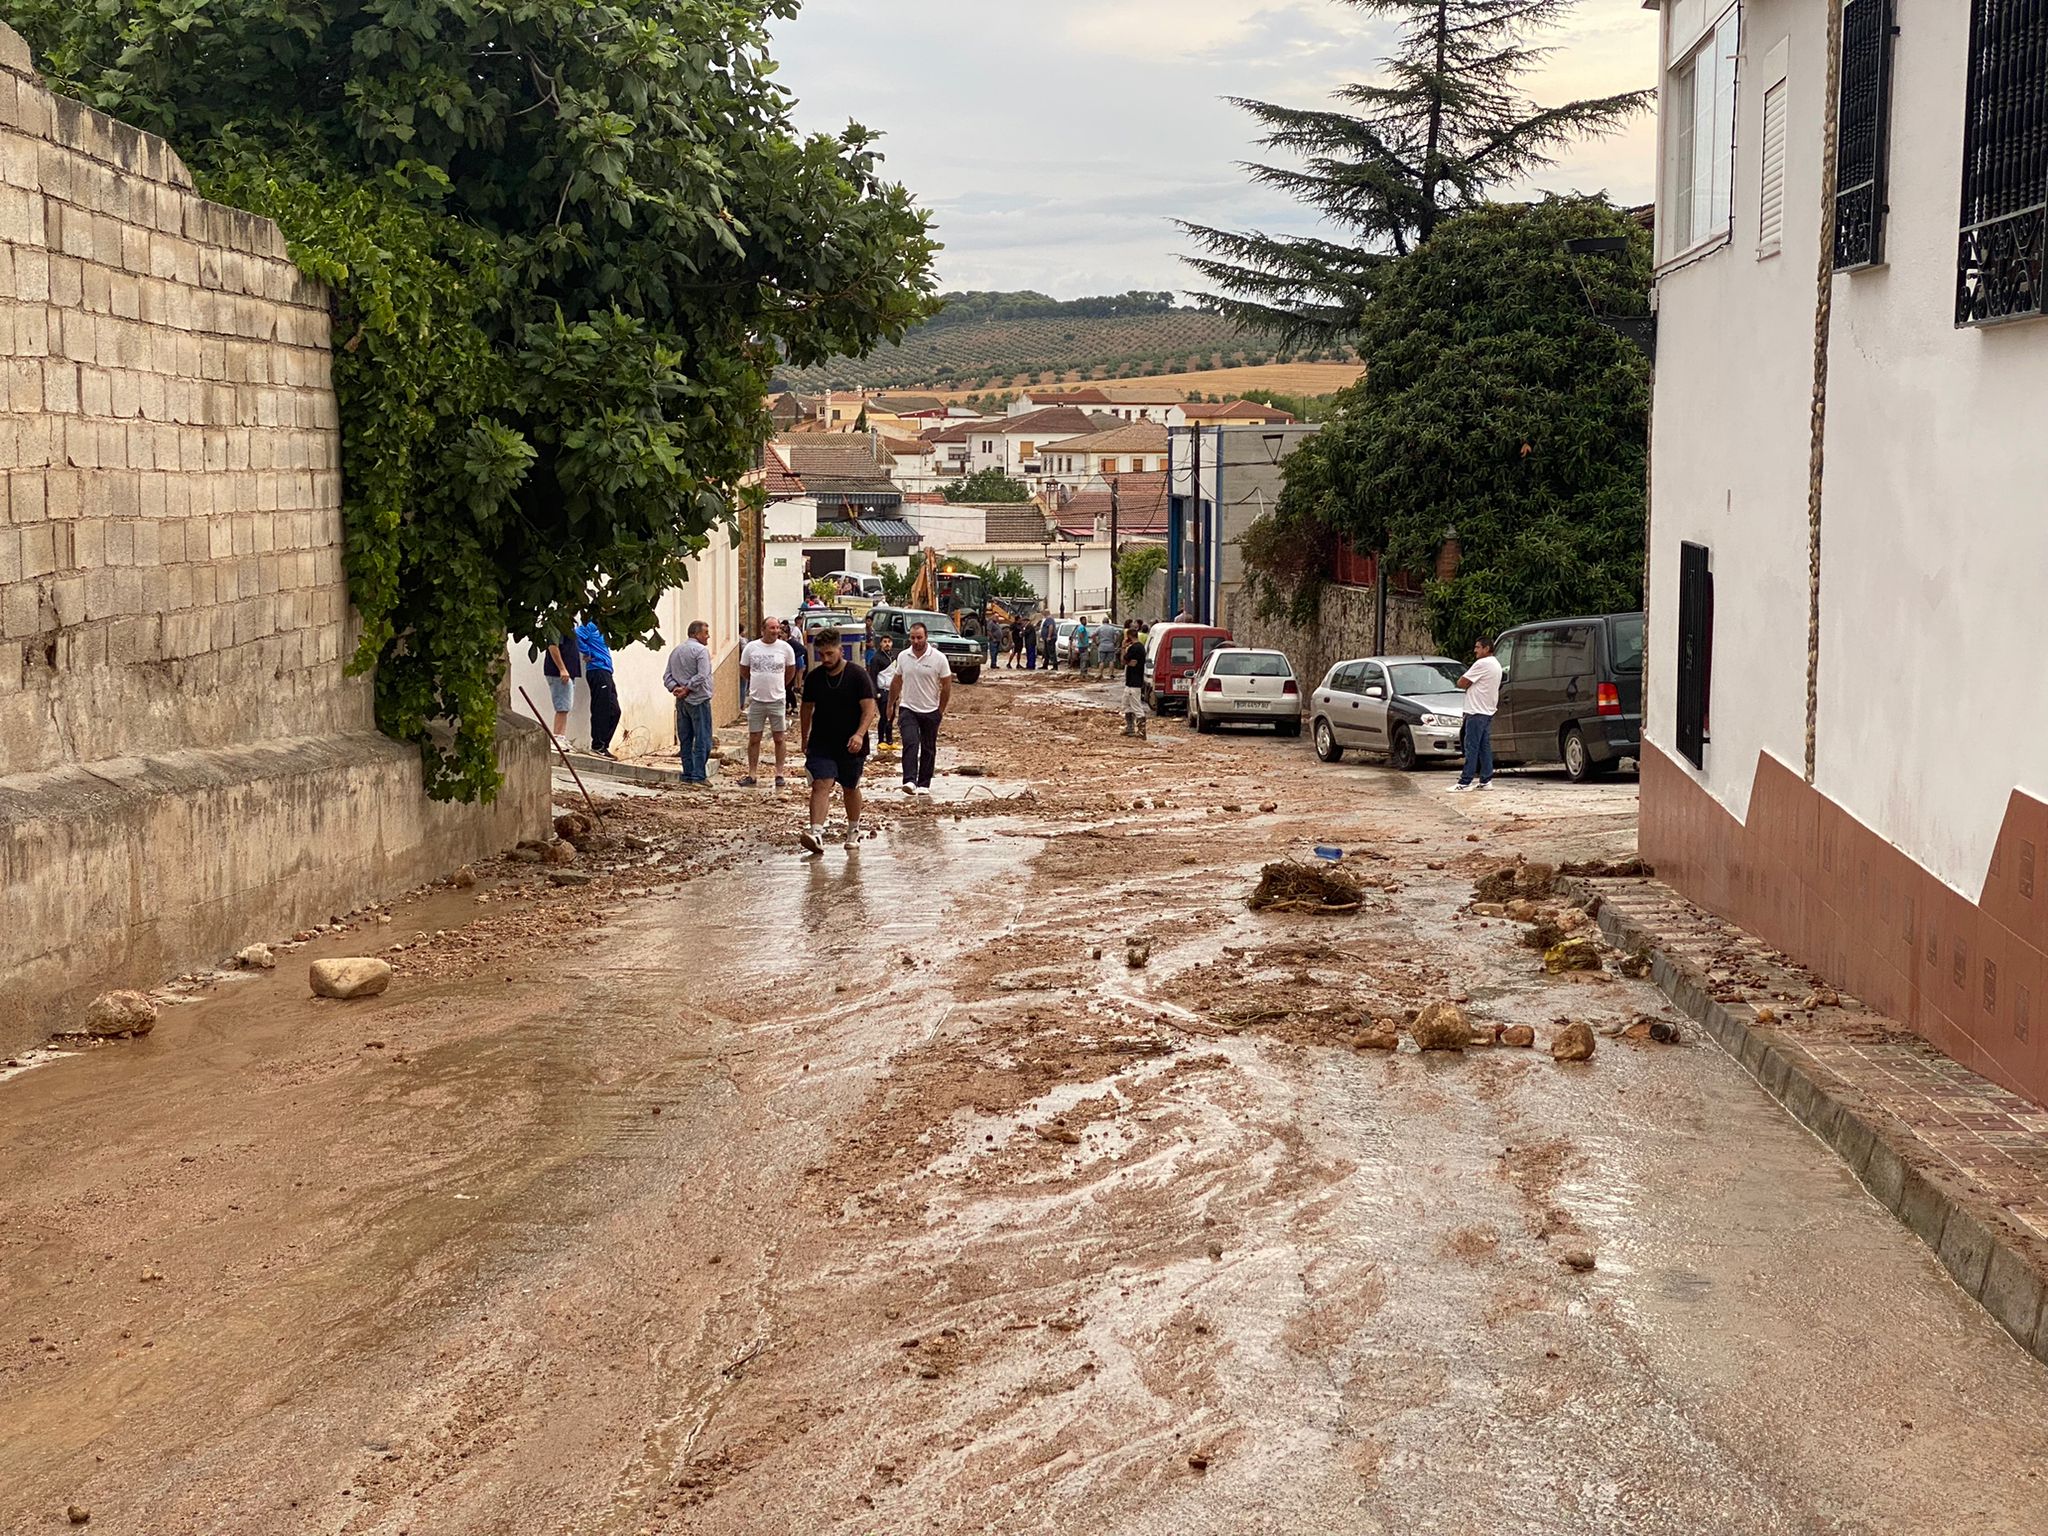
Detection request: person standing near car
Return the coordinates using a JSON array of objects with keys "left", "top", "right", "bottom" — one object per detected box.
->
[
  {"left": 1039, "top": 612, "right": 1059, "bottom": 673},
  {"left": 889, "top": 621, "right": 954, "bottom": 795},
  {"left": 1454, "top": 637, "right": 1503, "bottom": 792},
  {"left": 739, "top": 617, "right": 798, "bottom": 789},
  {"left": 1119, "top": 622, "right": 1148, "bottom": 739},
  {"left": 867, "top": 634, "right": 898, "bottom": 756},
  {"left": 797, "top": 628, "right": 879, "bottom": 855},
  {"left": 574, "top": 616, "right": 621, "bottom": 759},
  {"left": 1072, "top": 618, "right": 1091, "bottom": 678}
]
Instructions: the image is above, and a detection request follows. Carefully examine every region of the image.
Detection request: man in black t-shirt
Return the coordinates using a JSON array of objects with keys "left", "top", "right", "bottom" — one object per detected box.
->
[
  {"left": 797, "top": 627, "right": 879, "bottom": 855},
  {"left": 1120, "top": 622, "right": 1147, "bottom": 740}
]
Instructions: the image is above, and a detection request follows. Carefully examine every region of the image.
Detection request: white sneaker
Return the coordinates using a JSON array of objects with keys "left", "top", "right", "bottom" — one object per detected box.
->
[
  {"left": 915, "top": 785, "right": 932, "bottom": 797},
  {"left": 1473, "top": 780, "right": 1493, "bottom": 792},
  {"left": 845, "top": 822, "right": 863, "bottom": 844},
  {"left": 1451, "top": 782, "right": 1474, "bottom": 792},
  {"left": 900, "top": 783, "right": 916, "bottom": 796},
  {"left": 799, "top": 826, "right": 824, "bottom": 855}
]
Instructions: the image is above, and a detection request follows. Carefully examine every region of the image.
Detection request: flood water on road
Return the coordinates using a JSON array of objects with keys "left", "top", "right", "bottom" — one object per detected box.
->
[{"left": 3, "top": 677, "right": 2046, "bottom": 1535}]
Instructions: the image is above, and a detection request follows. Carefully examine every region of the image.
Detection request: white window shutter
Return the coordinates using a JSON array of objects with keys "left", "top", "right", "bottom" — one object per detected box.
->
[{"left": 1758, "top": 79, "right": 1788, "bottom": 256}]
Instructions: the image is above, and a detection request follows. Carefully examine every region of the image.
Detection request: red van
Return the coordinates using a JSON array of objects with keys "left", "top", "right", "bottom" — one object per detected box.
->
[{"left": 1142, "top": 624, "right": 1233, "bottom": 714}]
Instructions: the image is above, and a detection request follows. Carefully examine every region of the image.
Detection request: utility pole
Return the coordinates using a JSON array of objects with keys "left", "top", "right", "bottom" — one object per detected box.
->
[
  {"left": 1108, "top": 476, "right": 1120, "bottom": 623},
  {"left": 1188, "top": 425, "right": 1204, "bottom": 622}
]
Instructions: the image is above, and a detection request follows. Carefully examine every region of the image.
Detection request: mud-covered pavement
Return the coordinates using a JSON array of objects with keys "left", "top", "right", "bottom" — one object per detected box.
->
[{"left": 6, "top": 670, "right": 2048, "bottom": 1535}]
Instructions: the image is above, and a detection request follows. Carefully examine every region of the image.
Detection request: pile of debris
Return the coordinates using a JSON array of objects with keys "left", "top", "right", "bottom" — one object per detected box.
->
[{"left": 1247, "top": 862, "right": 1365, "bottom": 915}]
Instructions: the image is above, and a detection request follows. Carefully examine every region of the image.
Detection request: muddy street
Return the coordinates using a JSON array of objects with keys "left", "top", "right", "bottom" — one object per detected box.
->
[{"left": 5, "top": 670, "right": 2047, "bottom": 1535}]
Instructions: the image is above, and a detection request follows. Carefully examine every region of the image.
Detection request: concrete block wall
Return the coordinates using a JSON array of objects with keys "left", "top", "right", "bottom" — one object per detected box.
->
[
  {"left": 0, "top": 25, "right": 548, "bottom": 1051},
  {"left": 1225, "top": 583, "right": 1439, "bottom": 691},
  {"left": 0, "top": 26, "right": 361, "bottom": 777}
]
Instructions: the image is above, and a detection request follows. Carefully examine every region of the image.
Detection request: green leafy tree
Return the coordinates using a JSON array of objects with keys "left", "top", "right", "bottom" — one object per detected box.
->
[
  {"left": 1180, "top": 0, "right": 1647, "bottom": 346},
  {"left": 15, "top": 0, "right": 936, "bottom": 800},
  {"left": 1117, "top": 545, "right": 1168, "bottom": 607},
  {"left": 941, "top": 468, "right": 1033, "bottom": 504},
  {"left": 1260, "top": 197, "right": 1651, "bottom": 654}
]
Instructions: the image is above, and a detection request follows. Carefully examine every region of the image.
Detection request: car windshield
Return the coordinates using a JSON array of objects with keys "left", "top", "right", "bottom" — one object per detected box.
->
[
  {"left": 1609, "top": 614, "right": 1645, "bottom": 673},
  {"left": 1389, "top": 661, "right": 1463, "bottom": 695},
  {"left": 898, "top": 611, "right": 959, "bottom": 636},
  {"left": 1212, "top": 653, "right": 1290, "bottom": 678}
]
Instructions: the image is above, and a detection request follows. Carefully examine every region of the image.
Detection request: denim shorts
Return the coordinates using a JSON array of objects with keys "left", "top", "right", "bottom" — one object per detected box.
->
[
  {"left": 547, "top": 676, "right": 575, "bottom": 713},
  {"left": 747, "top": 699, "right": 788, "bottom": 734}
]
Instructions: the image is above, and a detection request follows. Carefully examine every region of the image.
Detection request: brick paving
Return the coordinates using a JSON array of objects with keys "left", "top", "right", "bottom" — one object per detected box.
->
[{"left": 1590, "top": 879, "right": 2048, "bottom": 1246}]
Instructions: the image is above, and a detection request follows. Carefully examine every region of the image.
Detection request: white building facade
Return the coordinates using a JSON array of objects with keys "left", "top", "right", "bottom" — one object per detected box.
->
[{"left": 1645, "top": 0, "right": 2048, "bottom": 1106}]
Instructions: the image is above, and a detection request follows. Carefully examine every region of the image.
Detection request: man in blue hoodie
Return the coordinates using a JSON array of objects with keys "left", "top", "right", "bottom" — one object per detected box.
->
[{"left": 574, "top": 617, "right": 620, "bottom": 759}]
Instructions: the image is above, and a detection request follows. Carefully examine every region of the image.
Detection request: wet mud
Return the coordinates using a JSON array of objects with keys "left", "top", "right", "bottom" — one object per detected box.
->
[{"left": 4, "top": 674, "right": 2047, "bottom": 1534}]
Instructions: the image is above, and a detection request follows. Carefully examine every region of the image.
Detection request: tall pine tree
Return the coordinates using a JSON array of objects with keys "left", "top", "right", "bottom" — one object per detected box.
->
[{"left": 1181, "top": 0, "right": 1648, "bottom": 346}]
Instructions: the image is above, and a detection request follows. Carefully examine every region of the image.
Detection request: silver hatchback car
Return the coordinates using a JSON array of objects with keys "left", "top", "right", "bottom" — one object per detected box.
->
[{"left": 1310, "top": 655, "right": 1467, "bottom": 769}]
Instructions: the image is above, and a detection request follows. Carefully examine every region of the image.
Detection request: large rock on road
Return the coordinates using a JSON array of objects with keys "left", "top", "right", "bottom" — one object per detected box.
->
[{"left": 308, "top": 958, "right": 393, "bottom": 1001}]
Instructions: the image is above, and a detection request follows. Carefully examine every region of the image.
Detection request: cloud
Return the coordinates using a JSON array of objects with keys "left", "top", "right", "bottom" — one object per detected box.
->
[{"left": 773, "top": 0, "right": 1658, "bottom": 295}]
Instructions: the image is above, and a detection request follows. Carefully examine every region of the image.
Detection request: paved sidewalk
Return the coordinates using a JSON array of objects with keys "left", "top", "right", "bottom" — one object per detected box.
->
[{"left": 1576, "top": 875, "right": 2048, "bottom": 1366}]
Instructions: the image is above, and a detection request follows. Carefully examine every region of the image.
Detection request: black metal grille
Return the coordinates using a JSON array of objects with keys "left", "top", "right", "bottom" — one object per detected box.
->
[
  {"left": 1834, "top": 0, "right": 1895, "bottom": 269},
  {"left": 1956, "top": 0, "right": 2048, "bottom": 325}
]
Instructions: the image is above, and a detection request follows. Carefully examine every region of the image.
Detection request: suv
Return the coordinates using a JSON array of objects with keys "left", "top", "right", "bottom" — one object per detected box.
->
[
  {"left": 867, "top": 606, "right": 984, "bottom": 684},
  {"left": 1491, "top": 612, "right": 1643, "bottom": 781}
]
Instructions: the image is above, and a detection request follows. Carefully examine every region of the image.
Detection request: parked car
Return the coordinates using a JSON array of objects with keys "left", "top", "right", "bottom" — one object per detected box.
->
[
  {"left": 865, "top": 605, "right": 984, "bottom": 684},
  {"left": 1054, "top": 620, "right": 1085, "bottom": 665},
  {"left": 1187, "top": 648, "right": 1302, "bottom": 736},
  {"left": 1310, "top": 656, "right": 1467, "bottom": 769},
  {"left": 1142, "top": 623, "right": 1233, "bottom": 713},
  {"left": 1491, "top": 612, "right": 1644, "bottom": 781}
]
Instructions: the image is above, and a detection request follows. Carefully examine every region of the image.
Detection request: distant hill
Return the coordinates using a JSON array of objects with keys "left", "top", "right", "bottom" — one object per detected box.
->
[{"left": 778, "top": 290, "right": 1355, "bottom": 392}]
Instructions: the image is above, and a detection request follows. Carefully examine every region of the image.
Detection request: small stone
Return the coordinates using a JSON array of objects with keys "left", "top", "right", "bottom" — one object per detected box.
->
[
  {"left": 1501, "top": 1024, "right": 1536, "bottom": 1048},
  {"left": 1206, "top": 1242, "right": 1224, "bottom": 1261},
  {"left": 1124, "top": 939, "right": 1153, "bottom": 970},
  {"left": 547, "top": 869, "right": 596, "bottom": 887},
  {"left": 553, "top": 811, "right": 593, "bottom": 844},
  {"left": 1543, "top": 938, "right": 1604, "bottom": 975},
  {"left": 1470, "top": 902, "right": 1507, "bottom": 918},
  {"left": 510, "top": 848, "right": 545, "bottom": 865},
  {"left": 450, "top": 865, "right": 477, "bottom": 889},
  {"left": 1515, "top": 862, "right": 1558, "bottom": 897},
  {"left": 1505, "top": 898, "right": 1538, "bottom": 922},
  {"left": 1410, "top": 1001, "right": 1472, "bottom": 1052},
  {"left": 235, "top": 943, "right": 276, "bottom": 970},
  {"left": 1560, "top": 1246, "right": 1597, "bottom": 1272},
  {"left": 1754, "top": 1006, "right": 1779, "bottom": 1024},
  {"left": 1618, "top": 949, "right": 1652, "bottom": 978},
  {"left": 542, "top": 840, "right": 577, "bottom": 867},
  {"left": 83, "top": 991, "right": 156, "bottom": 1038},
  {"left": 309, "top": 958, "right": 393, "bottom": 1001},
  {"left": 1187, "top": 1452, "right": 1211, "bottom": 1471},
  {"left": 1259, "top": 801, "right": 1277, "bottom": 813},
  {"left": 1550, "top": 1021, "right": 1597, "bottom": 1062},
  {"left": 1352, "top": 1020, "right": 1399, "bottom": 1052},
  {"left": 1554, "top": 908, "right": 1588, "bottom": 934},
  {"left": 68, "top": 1506, "right": 90, "bottom": 1525}
]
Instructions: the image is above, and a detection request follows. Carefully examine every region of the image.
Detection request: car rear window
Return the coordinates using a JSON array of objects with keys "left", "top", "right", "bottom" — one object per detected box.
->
[
  {"left": 1213, "top": 653, "right": 1290, "bottom": 677},
  {"left": 1389, "top": 661, "right": 1462, "bottom": 694},
  {"left": 1609, "top": 614, "right": 1645, "bottom": 673}
]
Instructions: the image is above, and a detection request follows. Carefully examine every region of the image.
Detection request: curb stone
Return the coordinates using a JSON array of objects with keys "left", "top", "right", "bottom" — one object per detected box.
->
[{"left": 1560, "top": 876, "right": 2048, "bottom": 1370}]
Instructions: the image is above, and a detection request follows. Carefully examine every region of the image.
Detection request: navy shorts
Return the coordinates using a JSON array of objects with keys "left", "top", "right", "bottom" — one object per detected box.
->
[{"left": 806, "top": 753, "right": 866, "bottom": 787}]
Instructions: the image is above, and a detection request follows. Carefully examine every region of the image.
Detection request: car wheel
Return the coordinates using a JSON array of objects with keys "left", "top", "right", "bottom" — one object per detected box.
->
[
  {"left": 1313, "top": 718, "right": 1343, "bottom": 762},
  {"left": 1563, "top": 725, "right": 1593, "bottom": 782},
  {"left": 960, "top": 668, "right": 981, "bottom": 686},
  {"left": 1197, "top": 707, "right": 1219, "bottom": 734},
  {"left": 1185, "top": 702, "right": 1201, "bottom": 731},
  {"left": 1389, "top": 725, "right": 1418, "bottom": 772}
]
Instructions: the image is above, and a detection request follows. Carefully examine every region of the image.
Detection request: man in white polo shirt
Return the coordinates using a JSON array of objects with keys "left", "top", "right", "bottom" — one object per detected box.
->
[
  {"left": 1454, "top": 636, "right": 1503, "bottom": 792},
  {"left": 887, "top": 621, "right": 954, "bottom": 796},
  {"left": 738, "top": 616, "right": 798, "bottom": 789}
]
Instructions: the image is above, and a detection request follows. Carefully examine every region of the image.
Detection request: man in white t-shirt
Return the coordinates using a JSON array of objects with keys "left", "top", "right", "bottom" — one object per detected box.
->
[
  {"left": 738, "top": 617, "right": 798, "bottom": 789},
  {"left": 887, "top": 622, "right": 955, "bottom": 795},
  {"left": 1454, "top": 636, "right": 1503, "bottom": 792}
]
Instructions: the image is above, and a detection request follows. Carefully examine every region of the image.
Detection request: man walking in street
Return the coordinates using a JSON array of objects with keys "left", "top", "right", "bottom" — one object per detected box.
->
[
  {"left": 1022, "top": 615, "right": 1038, "bottom": 672},
  {"left": 867, "top": 634, "right": 898, "bottom": 757},
  {"left": 982, "top": 620, "right": 1002, "bottom": 670},
  {"left": 664, "top": 619, "right": 716, "bottom": 786},
  {"left": 889, "top": 621, "right": 954, "bottom": 796},
  {"left": 739, "top": 617, "right": 798, "bottom": 789},
  {"left": 543, "top": 625, "right": 583, "bottom": 749},
  {"left": 1454, "top": 636, "right": 1503, "bottom": 792},
  {"left": 798, "top": 627, "right": 879, "bottom": 855},
  {"left": 575, "top": 616, "right": 621, "bottom": 759},
  {"left": 1120, "top": 622, "right": 1148, "bottom": 738},
  {"left": 1039, "top": 612, "right": 1060, "bottom": 673}
]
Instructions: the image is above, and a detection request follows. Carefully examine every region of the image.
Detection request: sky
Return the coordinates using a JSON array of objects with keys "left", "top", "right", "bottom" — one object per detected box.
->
[{"left": 770, "top": 0, "right": 1660, "bottom": 299}]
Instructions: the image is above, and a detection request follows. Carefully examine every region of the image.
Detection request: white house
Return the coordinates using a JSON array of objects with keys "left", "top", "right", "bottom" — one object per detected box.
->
[
  {"left": 1644, "top": 0, "right": 2048, "bottom": 1107},
  {"left": 967, "top": 405, "right": 1122, "bottom": 477},
  {"left": 1096, "top": 389, "right": 1190, "bottom": 426},
  {"left": 1036, "top": 421, "right": 1171, "bottom": 494}
]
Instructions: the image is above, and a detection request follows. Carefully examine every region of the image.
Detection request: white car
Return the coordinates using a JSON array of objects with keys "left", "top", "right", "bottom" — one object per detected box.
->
[{"left": 1186, "top": 647, "right": 1303, "bottom": 737}]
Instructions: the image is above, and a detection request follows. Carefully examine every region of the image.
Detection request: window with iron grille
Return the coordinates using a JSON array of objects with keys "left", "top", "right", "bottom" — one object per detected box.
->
[
  {"left": 1956, "top": 0, "right": 2048, "bottom": 325},
  {"left": 1834, "top": 0, "right": 1896, "bottom": 270}
]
